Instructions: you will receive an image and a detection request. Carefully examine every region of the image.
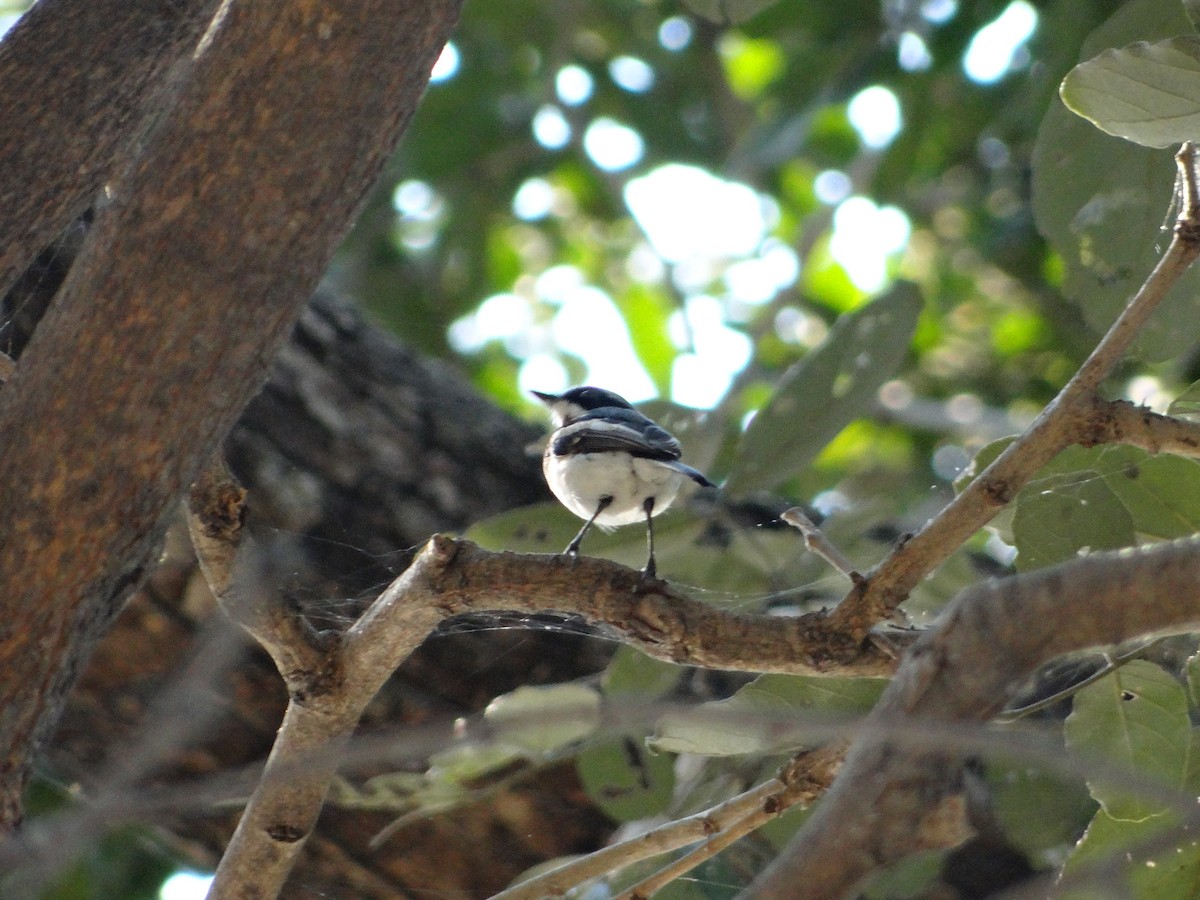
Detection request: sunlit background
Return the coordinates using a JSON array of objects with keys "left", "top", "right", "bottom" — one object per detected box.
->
[{"left": 422, "top": 1, "right": 1041, "bottom": 410}]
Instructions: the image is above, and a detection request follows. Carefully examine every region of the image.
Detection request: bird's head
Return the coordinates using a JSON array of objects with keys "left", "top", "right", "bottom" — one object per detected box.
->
[{"left": 532, "top": 386, "right": 633, "bottom": 426}]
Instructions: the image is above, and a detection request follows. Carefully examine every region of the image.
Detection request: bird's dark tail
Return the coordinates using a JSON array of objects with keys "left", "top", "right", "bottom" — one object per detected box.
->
[{"left": 671, "top": 461, "right": 716, "bottom": 489}]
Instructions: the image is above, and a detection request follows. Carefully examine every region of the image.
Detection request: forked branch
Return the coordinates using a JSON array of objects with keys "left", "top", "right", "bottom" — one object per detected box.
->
[{"left": 831, "top": 142, "right": 1200, "bottom": 636}]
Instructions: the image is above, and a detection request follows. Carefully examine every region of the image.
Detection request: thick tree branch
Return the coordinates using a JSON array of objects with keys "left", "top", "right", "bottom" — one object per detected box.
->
[
  {"left": 0, "top": 0, "right": 461, "bottom": 828},
  {"left": 430, "top": 540, "right": 896, "bottom": 677},
  {"left": 749, "top": 536, "right": 1200, "bottom": 899},
  {"left": 831, "top": 144, "right": 1200, "bottom": 636}
]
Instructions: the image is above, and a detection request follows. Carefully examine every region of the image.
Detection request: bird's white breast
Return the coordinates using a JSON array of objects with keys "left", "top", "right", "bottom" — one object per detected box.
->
[{"left": 542, "top": 450, "right": 685, "bottom": 527}]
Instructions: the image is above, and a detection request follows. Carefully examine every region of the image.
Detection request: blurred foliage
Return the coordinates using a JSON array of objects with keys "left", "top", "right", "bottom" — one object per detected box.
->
[
  {"left": 22, "top": 781, "right": 179, "bottom": 900},
  {"left": 15, "top": 0, "right": 1200, "bottom": 894}
]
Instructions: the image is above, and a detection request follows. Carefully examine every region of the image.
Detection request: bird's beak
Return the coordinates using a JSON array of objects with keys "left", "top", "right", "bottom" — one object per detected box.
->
[{"left": 531, "top": 390, "right": 558, "bottom": 404}]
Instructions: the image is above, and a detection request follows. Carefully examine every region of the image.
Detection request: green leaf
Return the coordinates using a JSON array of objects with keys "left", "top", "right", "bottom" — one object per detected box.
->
[
  {"left": 1101, "top": 453, "right": 1200, "bottom": 538},
  {"left": 1033, "top": 0, "right": 1200, "bottom": 361},
  {"left": 464, "top": 498, "right": 817, "bottom": 594},
  {"left": 954, "top": 436, "right": 1016, "bottom": 493},
  {"left": 575, "top": 738, "right": 676, "bottom": 822},
  {"left": 464, "top": 500, "right": 705, "bottom": 573},
  {"left": 1009, "top": 445, "right": 1200, "bottom": 569},
  {"left": 602, "top": 646, "right": 683, "bottom": 701},
  {"left": 720, "top": 35, "right": 786, "bottom": 100},
  {"left": 955, "top": 437, "right": 1018, "bottom": 543},
  {"left": 724, "top": 283, "right": 921, "bottom": 496},
  {"left": 485, "top": 683, "right": 601, "bottom": 755},
  {"left": 1064, "top": 660, "right": 1194, "bottom": 821},
  {"left": 1168, "top": 379, "right": 1200, "bottom": 420},
  {"left": 1064, "top": 807, "right": 1200, "bottom": 898},
  {"left": 428, "top": 742, "right": 525, "bottom": 785},
  {"left": 650, "top": 674, "right": 886, "bottom": 756},
  {"left": 860, "top": 851, "right": 945, "bottom": 900},
  {"left": 619, "top": 283, "right": 676, "bottom": 394},
  {"left": 1061, "top": 37, "right": 1200, "bottom": 149},
  {"left": 986, "top": 764, "right": 1097, "bottom": 857},
  {"left": 465, "top": 501, "right": 586, "bottom": 555},
  {"left": 1187, "top": 651, "right": 1200, "bottom": 708},
  {"left": 330, "top": 770, "right": 463, "bottom": 814},
  {"left": 1012, "top": 469, "right": 1135, "bottom": 571}
]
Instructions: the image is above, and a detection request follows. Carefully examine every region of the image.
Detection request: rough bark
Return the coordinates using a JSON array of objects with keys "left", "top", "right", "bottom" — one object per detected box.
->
[
  {"left": 0, "top": 0, "right": 461, "bottom": 827},
  {"left": 0, "top": 0, "right": 220, "bottom": 299}
]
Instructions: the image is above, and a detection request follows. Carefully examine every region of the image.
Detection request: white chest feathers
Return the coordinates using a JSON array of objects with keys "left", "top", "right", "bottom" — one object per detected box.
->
[{"left": 542, "top": 450, "right": 685, "bottom": 527}]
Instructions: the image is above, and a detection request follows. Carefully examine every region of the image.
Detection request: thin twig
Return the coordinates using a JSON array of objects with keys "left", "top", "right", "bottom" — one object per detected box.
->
[
  {"left": 495, "top": 779, "right": 785, "bottom": 900},
  {"left": 615, "top": 816, "right": 769, "bottom": 900},
  {"left": 497, "top": 745, "right": 844, "bottom": 900},
  {"left": 780, "top": 507, "right": 861, "bottom": 582}
]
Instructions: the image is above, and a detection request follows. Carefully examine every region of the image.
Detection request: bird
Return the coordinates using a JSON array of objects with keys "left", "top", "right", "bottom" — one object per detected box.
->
[{"left": 533, "top": 386, "right": 715, "bottom": 579}]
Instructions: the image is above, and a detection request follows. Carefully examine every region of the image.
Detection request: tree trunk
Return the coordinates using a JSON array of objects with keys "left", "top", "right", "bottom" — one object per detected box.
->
[{"left": 0, "top": 0, "right": 461, "bottom": 827}]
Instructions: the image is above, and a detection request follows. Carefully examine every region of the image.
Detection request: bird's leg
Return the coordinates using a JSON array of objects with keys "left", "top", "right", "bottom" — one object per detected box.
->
[
  {"left": 642, "top": 496, "right": 658, "bottom": 579},
  {"left": 565, "top": 496, "right": 612, "bottom": 556}
]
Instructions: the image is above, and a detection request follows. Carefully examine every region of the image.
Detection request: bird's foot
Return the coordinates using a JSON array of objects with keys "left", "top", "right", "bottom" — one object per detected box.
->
[
  {"left": 633, "top": 571, "right": 665, "bottom": 595},
  {"left": 637, "top": 560, "right": 664, "bottom": 589}
]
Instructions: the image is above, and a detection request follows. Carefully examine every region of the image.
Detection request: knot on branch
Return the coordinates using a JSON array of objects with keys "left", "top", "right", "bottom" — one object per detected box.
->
[
  {"left": 265, "top": 823, "right": 308, "bottom": 844},
  {"left": 1175, "top": 216, "right": 1200, "bottom": 245},
  {"left": 189, "top": 459, "right": 247, "bottom": 541}
]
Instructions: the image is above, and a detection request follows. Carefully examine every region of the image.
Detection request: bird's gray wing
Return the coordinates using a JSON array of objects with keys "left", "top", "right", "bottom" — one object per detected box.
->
[{"left": 551, "top": 408, "right": 682, "bottom": 461}]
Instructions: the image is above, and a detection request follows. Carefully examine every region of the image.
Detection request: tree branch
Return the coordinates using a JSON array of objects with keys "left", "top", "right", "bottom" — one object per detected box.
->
[
  {"left": 187, "top": 459, "right": 331, "bottom": 687},
  {"left": 831, "top": 143, "right": 1200, "bottom": 636},
  {"left": 204, "top": 536, "right": 453, "bottom": 897},
  {"left": 200, "top": 526, "right": 889, "bottom": 897},
  {"left": 428, "top": 540, "right": 896, "bottom": 677},
  {"left": 1081, "top": 396, "right": 1200, "bottom": 457},
  {"left": 748, "top": 536, "right": 1200, "bottom": 899}
]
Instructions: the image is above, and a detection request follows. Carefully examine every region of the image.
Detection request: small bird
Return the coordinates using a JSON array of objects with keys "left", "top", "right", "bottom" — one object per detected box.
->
[{"left": 533, "top": 386, "right": 715, "bottom": 579}]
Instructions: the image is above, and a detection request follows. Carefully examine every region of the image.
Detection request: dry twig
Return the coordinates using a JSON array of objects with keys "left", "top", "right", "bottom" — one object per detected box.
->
[{"left": 780, "top": 507, "right": 861, "bottom": 582}]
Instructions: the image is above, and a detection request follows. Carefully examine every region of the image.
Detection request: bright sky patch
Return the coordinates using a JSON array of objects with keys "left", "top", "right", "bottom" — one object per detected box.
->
[{"left": 963, "top": 1, "right": 1037, "bottom": 84}]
